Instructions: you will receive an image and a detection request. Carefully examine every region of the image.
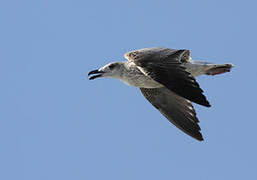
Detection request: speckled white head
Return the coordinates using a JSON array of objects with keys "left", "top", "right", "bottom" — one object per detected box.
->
[{"left": 88, "top": 62, "right": 126, "bottom": 80}]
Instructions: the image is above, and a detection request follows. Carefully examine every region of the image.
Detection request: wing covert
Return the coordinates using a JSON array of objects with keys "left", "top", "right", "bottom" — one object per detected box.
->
[{"left": 126, "top": 47, "right": 210, "bottom": 107}]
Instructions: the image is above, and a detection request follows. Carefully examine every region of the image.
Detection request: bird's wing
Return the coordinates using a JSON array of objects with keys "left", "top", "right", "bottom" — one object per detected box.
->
[
  {"left": 125, "top": 47, "right": 210, "bottom": 107},
  {"left": 140, "top": 87, "right": 203, "bottom": 141}
]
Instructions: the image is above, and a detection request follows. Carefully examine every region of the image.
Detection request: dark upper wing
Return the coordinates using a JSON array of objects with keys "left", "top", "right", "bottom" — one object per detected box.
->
[
  {"left": 140, "top": 87, "right": 203, "bottom": 141},
  {"left": 125, "top": 47, "right": 210, "bottom": 107}
]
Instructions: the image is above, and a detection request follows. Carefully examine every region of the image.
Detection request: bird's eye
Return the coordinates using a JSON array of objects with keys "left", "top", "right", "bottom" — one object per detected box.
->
[{"left": 109, "top": 64, "right": 116, "bottom": 69}]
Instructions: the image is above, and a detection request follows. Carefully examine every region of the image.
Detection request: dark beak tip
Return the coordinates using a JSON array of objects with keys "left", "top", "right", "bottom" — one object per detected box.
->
[
  {"left": 88, "top": 69, "right": 99, "bottom": 76},
  {"left": 88, "top": 69, "right": 104, "bottom": 80}
]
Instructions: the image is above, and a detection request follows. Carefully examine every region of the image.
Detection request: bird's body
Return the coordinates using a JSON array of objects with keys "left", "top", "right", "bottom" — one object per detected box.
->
[
  {"left": 112, "top": 61, "right": 163, "bottom": 88},
  {"left": 88, "top": 47, "right": 234, "bottom": 141}
]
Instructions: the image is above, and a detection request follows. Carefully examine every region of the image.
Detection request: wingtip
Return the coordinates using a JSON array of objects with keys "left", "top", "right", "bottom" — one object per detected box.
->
[
  {"left": 195, "top": 135, "right": 204, "bottom": 141},
  {"left": 206, "top": 103, "right": 211, "bottom": 108},
  {"left": 198, "top": 98, "right": 211, "bottom": 107}
]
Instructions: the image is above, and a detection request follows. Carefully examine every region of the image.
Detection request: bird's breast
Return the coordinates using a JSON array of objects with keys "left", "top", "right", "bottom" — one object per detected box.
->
[{"left": 120, "top": 72, "right": 163, "bottom": 88}]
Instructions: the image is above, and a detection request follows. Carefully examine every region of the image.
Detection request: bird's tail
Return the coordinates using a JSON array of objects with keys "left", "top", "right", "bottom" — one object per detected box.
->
[
  {"left": 204, "top": 63, "right": 234, "bottom": 76},
  {"left": 186, "top": 60, "right": 234, "bottom": 77}
]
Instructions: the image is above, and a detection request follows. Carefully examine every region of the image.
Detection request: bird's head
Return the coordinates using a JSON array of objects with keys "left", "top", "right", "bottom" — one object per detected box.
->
[{"left": 88, "top": 62, "right": 125, "bottom": 80}]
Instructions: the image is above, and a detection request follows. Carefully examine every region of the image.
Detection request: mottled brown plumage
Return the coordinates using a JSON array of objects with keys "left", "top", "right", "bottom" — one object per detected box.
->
[{"left": 89, "top": 47, "right": 234, "bottom": 141}]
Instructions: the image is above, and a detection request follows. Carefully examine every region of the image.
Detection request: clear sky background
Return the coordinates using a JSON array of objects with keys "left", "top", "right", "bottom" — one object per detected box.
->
[{"left": 1, "top": 0, "right": 257, "bottom": 179}]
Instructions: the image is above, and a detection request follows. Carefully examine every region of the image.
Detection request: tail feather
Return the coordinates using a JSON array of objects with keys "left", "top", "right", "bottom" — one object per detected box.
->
[{"left": 205, "top": 64, "right": 234, "bottom": 76}]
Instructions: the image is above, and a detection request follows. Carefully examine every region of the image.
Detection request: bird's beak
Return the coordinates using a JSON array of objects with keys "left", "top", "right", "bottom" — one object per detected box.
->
[{"left": 88, "top": 69, "right": 105, "bottom": 80}]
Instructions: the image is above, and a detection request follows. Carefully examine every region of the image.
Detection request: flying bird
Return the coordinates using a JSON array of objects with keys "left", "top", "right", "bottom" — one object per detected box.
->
[{"left": 88, "top": 47, "right": 234, "bottom": 141}]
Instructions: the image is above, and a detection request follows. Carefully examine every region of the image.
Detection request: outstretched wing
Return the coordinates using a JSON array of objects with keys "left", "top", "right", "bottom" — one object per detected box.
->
[
  {"left": 140, "top": 87, "right": 203, "bottom": 141},
  {"left": 125, "top": 47, "right": 210, "bottom": 107}
]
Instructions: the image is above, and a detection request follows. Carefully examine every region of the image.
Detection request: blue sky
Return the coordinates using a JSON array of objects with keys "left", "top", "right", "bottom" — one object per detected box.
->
[{"left": 1, "top": 0, "right": 257, "bottom": 179}]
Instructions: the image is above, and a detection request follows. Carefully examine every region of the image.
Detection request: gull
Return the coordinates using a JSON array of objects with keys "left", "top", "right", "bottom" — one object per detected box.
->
[{"left": 88, "top": 47, "right": 234, "bottom": 141}]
